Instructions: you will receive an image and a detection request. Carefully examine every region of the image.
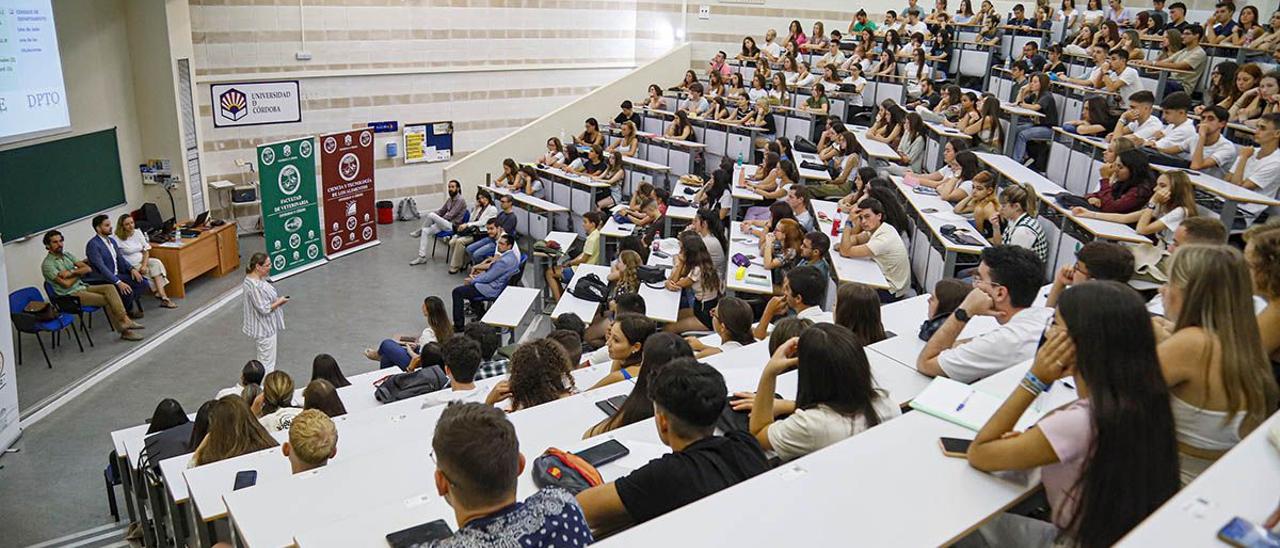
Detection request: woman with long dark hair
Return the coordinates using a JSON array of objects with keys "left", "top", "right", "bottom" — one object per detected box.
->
[
  {"left": 192, "top": 396, "right": 279, "bottom": 467},
  {"left": 365, "top": 295, "right": 453, "bottom": 371},
  {"left": 145, "top": 399, "right": 189, "bottom": 435},
  {"left": 665, "top": 233, "right": 724, "bottom": 332},
  {"left": 1063, "top": 96, "right": 1116, "bottom": 136},
  {"left": 686, "top": 297, "right": 756, "bottom": 358},
  {"left": 834, "top": 283, "right": 888, "bottom": 345},
  {"left": 583, "top": 334, "right": 693, "bottom": 438},
  {"left": 967, "top": 281, "right": 1180, "bottom": 547},
  {"left": 588, "top": 314, "right": 657, "bottom": 390},
  {"left": 749, "top": 323, "right": 899, "bottom": 461},
  {"left": 1080, "top": 148, "right": 1155, "bottom": 213},
  {"left": 302, "top": 379, "right": 348, "bottom": 418},
  {"left": 310, "top": 353, "right": 351, "bottom": 389}
]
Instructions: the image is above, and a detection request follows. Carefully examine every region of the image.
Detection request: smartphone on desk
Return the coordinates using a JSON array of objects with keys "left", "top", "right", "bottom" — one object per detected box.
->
[
  {"left": 938, "top": 437, "right": 973, "bottom": 458},
  {"left": 1219, "top": 517, "right": 1280, "bottom": 547},
  {"left": 386, "top": 519, "right": 453, "bottom": 548},
  {"left": 233, "top": 470, "right": 257, "bottom": 490},
  {"left": 913, "top": 186, "right": 940, "bottom": 196},
  {"left": 575, "top": 439, "right": 631, "bottom": 468},
  {"left": 595, "top": 394, "right": 628, "bottom": 416}
]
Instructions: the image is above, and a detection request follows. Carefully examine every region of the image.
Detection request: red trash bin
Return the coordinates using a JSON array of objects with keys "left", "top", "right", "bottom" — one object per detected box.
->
[{"left": 376, "top": 200, "right": 394, "bottom": 224}]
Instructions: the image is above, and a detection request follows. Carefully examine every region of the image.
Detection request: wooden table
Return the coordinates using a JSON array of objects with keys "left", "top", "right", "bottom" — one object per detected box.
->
[{"left": 148, "top": 222, "right": 239, "bottom": 298}]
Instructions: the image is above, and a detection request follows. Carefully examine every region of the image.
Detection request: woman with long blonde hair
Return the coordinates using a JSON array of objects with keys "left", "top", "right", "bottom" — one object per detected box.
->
[
  {"left": 1075, "top": 170, "right": 1198, "bottom": 249},
  {"left": 191, "top": 396, "right": 278, "bottom": 466},
  {"left": 1156, "top": 245, "right": 1280, "bottom": 482},
  {"left": 608, "top": 249, "right": 643, "bottom": 299}
]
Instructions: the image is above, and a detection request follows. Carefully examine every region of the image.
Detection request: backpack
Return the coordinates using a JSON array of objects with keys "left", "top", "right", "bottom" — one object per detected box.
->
[
  {"left": 569, "top": 273, "right": 608, "bottom": 302},
  {"left": 396, "top": 197, "right": 421, "bottom": 221},
  {"left": 373, "top": 366, "right": 448, "bottom": 403},
  {"left": 531, "top": 448, "right": 603, "bottom": 495},
  {"left": 636, "top": 265, "right": 667, "bottom": 286}
]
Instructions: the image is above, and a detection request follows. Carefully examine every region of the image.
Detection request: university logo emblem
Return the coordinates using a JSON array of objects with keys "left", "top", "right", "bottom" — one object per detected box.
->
[
  {"left": 278, "top": 165, "right": 301, "bottom": 195},
  {"left": 339, "top": 153, "right": 360, "bottom": 181},
  {"left": 219, "top": 88, "right": 247, "bottom": 121},
  {"left": 323, "top": 137, "right": 337, "bottom": 154}
]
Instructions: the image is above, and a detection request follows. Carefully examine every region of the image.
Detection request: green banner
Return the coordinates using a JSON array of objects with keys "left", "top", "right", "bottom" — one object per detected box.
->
[{"left": 257, "top": 136, "right": 326, "bottom": 278}]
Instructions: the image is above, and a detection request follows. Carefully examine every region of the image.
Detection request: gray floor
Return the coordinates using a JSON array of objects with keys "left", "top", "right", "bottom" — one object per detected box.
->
[{"left": 0, "top": 220, "right": 537, "bottom": 547}]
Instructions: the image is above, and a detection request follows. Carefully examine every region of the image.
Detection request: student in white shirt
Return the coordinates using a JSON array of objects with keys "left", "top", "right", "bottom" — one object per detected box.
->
[
  {"left": 686, "top": 296, "right": 757, "bottom": 359},
  {"left": 842, "top": 63, "right": 868, "bottom": 108},
  {"left": 748, "top": 323, "right": 901, "bottom": 462},
  {"left": 917, "top": 245, "right": 1055, "bottom": 383},
  {"left": 751, "top": 266, "right": 833, "bottom": 341},
  {"left": 839, "top": 197, "right": 911, "bottom": 301},
  {"left": 1190, "top": 105, "right": 1240, "bottom": 180},
  {"left": 1101, "top": 49, "right": 1143, "bottom": 107},
  {"left": 1229, "top": 113, "right": 1280, "bottom": 221},
  {"left": 1145, "top": 91, "right": 1197, "bottom": 158},
  {"left": 1075, "top": 170, "right": 1199, "bottom": 250},
  {"left": 420, "top": 335, "right": 489, "bottom": 408},
  {"left": 685, "top": 82, "right": 711, "bottom": 116},
  {"left": 816, "top": 41, "right": 846, "bottom": 69},
  {"left": 903, "top": 9, "right": 930, "bottom": 36},
  {"left": 255, "top": 371, "right": 304, "bottom": 432},
  {"left": 1111, "top": 90, "right": 1163, "bottom": 143},
  {"left": 761, "top": 29, "right": 784, "bottom": 61}
]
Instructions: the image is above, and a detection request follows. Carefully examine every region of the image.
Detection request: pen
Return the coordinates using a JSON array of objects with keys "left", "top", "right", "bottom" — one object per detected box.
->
[{"left": 956, "top": 392, "right": 973, "bottom": 412}]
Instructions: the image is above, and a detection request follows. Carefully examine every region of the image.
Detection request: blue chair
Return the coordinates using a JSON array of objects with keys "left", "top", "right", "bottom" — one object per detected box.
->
[
  {"left": 44, "top": 281, "right": 107, "bottom": 347},
  {"left": 9, "top": 286, "right": 84, "bottom": 368},
  {"left": 430, "top": 210, "right": 471, "bottom": 260}
]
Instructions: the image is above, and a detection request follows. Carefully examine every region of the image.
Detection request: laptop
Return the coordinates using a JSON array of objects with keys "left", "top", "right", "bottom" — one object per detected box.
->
[{"left": 183, "top": 211, "right": 210, "bottom": 229}]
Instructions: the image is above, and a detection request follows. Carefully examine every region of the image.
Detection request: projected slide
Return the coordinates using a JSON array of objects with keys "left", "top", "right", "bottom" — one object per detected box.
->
[{"left": 0, "top": 0, "right": 70, "bottom": 144}]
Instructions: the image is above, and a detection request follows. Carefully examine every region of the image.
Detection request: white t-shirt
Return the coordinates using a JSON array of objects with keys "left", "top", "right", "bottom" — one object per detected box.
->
[
  {"left": 418, "top": 325, "right": 439, "bottom": 346},
  {"left": 762, "top": 41, "right": 783, "bottom": 58},
  {"left": 1126, "top": 115, "right": 1164, "bottom": 141},
  {"left": 1193, "top": 134, "right": 1239, "bottom": 180},
  {"left": 794, "top": 73, "right": 819, "bottom": 88},
  {"left": 748, "top": 88, "right": 768, "bottom": 102},
  {"left": 842, "top": 76, "right": 867, "bottom": 107},
  {"left": 1155, "top": 118, "right": 1197, "bottom": 157},
  {"left": 687, "top": 96, "right": 710, "bottom": 115},
  {"left": 1155, "top": 205, "right": 1187, "bottom": 247},
  {"left": 937, "top": 306, "right": 1056, "bottom": 383},
  {"left": 1110, "top": 66, "right": 1143, "bottom": 107},
  {"left": 767, "top": 399, "right": 903, "bottom": 461},
  {"left": 1234, "top": 148, "right": 1280, "bottom": 216},
  {"left": 866, "top": 222, "right": 910, "bottom": 296},
  {"left": 112, "top": 231, "right": 152, "bottom": 268},
  {"left": 215, "top": 383, "right": 246, "bottom": 400},
  {"left": 903, "top": 21, "right": 929, "bottom": 36},
  {"left": 420, "top": 385, "right": 488, "bottom": 408},
  {"left": 795, "top": 305, "right": 834, "bottom": 325},
  {"left": 906, "top": 65, "right": 933, "bottom": 96},
  {"left": 259, "top": 407, "right": 303, "bottom": 432},
  {"left": 820, "top": 51, "right": 846, "bottom": 67}
]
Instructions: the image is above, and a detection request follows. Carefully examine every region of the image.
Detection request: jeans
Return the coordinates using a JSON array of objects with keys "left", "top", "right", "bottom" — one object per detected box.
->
[
  {"left": 451, "top": 284, "right": 485, "bottom": 330},
  {"left": 1012, "top": 124, "right": 1054, "bottom": 164},
  {"left": 468, "top": 237, "right": 496, "bottom": 263},
  {"left": 377, "top": 338, "right": 413, "bottom": 370}
]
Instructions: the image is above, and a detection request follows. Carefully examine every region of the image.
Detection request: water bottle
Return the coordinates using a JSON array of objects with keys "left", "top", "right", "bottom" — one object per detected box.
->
[
  {"left": 830, "top": 213, "right": 841, "bottom": 237},
  {"left": 736, "top": 152, "right": 743, "bottom": 166}
]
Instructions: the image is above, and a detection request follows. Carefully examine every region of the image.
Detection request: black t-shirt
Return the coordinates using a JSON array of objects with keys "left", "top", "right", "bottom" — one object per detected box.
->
[
  {"left": 584, "top": 158, "right": 608, "bottom": 175},
  {"left": 760, "top": 112, "right": 778, "bottom": 135},
  {"left": 615, "top": 431, "right": 769, "bottom": 524},
  {"left": 615, "top": 111, "right": 642, "bottom": 128},
  {"left": 1033, "top": 91, "right": 1058, "bottom": 127},
  {"left": 1045, "top": 61, "right": 1066, "bottom": 75}
]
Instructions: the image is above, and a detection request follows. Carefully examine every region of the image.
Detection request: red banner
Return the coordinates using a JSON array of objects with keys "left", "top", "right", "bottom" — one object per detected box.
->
[{"left": 319, "top": 128, "right": 379, "bottom": 258}]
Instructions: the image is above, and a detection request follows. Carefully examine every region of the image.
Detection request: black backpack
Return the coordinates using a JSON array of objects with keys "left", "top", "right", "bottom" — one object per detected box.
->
[
  {"left": 374, "top": 366, "right": 448, "bottom": 403},
  {"left": 569, "top": 273, "right": 609, "bottom": 302}
]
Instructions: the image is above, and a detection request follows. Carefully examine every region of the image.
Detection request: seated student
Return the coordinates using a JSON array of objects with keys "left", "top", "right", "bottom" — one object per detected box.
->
[
  {"left": 1101, "top": 50, "right": 1144, "bottom": 108},
  {"left": 465, "top": 195, "right": 517, "bottom": 265},
  {"left": 421, "top": 336, "right": 488, "bottom": 407},
  {"left": 553, "top": 142, "right": 585, "bottom": 172},
  {"left": 536, "top": 137, "right": 565, "bottom": 166},
  {"left": 1137, "top": 92, "right": 1197, "bottom": 162},
  {"left": 762, "top": 219, "right": 804, "bottom": 288},
  {"left": 868, "top": 101, "right": 905, "bottom": 146},
  {"left": 664, "top": 234, "right": 724, "bottom": 332},
  {"left": 302, "top": 379, "right": 347, "bottom": 418},
  {"left": 1153, "top": 24, "right": 1207, "bottom": 94},
  {"left": 1230, "top": 71, "right": 1278, "bottom": 128},
  {"left": 411, "top": 179, "right": 467, "bottom": 242},
  {"left": 1075, "top": 169, "right": 1199, "bottom": 256},
  {"left": 749, "top": 323, "right": 901, "bottom": 462},
  {"left": 309, "top": 354, "right": 350, "bottom": 389},
  {"left": 141, "top": 399, "right": 194, "bottom": 466},
  {"left": 965, "top": 281, "right": 1180, "bottom": 547},
  {"left": 576, "top": 358, "right": 768, "bottom": 536},
  {"left": 616, "top": 183, "right": 663, "bottom": 230},
  {"left": 85, "top": 214, "right": 147, "bottom": 315},
  {"left": 545, "top": 210, "right": 605, "bottom": 301},
  {"left": 41, "top": 230, "right": 144, "bottom": 341},
  {"left": 584, "top": 333, "right": 693, "bottom": 438},
  {"left": 1155, "top": 245, "right": 1280, "bottom": 482},
  {"left": 912, "top": 138, "right": 966, "bottom": 187},
  {"left": 953, "top": 173, "right": 1000, "bottom": 238},
  {"left": 803, "top": 83, "right": 831, "bottom": 115},
  {"left": 584, "top": 293, "right": 648, "bottom": 366},
  {"left": 810, "top": 132, "right": 864, "bottom": 199},
  {"left": 191, "top": 396, "right": 278, "bottom": 467},
  {"left": 1203, "top": 1, "right": 1238, "bottom": 45},
  {"left": 431, "top": 403, "right": 593, "bottom": 546},
  {"left": 834, "top": 282, "right": 890, "bottom": 345},
  {"left": 607, "top": 249, "right": 643, "bottom": 303},
  {"left": 1189, "top": 105, "right": 1239, "bottom": 179},
  {"left": 423, "top": 188, "right": 496, "bottom": 270},
  {"left": 614, "top": 100, "right": 642, "bottom": 128},
  {"left": 465, "top": 323, "right": 509, "bottom": 381},
  {"left": 450, "top": 234, "right": 520, "bottom": 331},
  {"left": 838, "top": 198, "right": 911, "bottom": 302},
  {"left": 255, "top": 371, "right": 303, "bottom": 432},
  {"left": 685, "top": 83, "right": 712, "bottom": 117},
  {"left": 592, "top": 315, "right": 659, "bottom": 389},
  {"left": 608, "top": 121, "right": 641, "bottom": 158},
  {"left": 687, "top": 209, "right": 727, "bottom": 269},
  {"left": 493, "top": 158, "right": 521, "bottom": 192},
  {"left": 366, "top": 296, "right": 453, "bottom": 371},
  {"left": 1084, "top": 148, "right": 1157, "bottom": 213},
  {"left": 1044, "top": 43, "right": 1067, "bottom": 75},
  {"left": 112, "top": 214, "right": 176, "bottom": 309},
  {"left": 1006, "top": 3, "right": 1034, "bottom": 27},
  {"left": 574, "top": 117, "right": 605, "bottom": 147},
  {"left": 816, "top": 40, "right": 846, "bottom": 69},
  {"left": 282, "top": 409, "right": 337, "bottom": 474},
  {"left": 1063, "top": 96, "right": 1117, "bottom": 137},
  {"left": 753, "top": 266, "right": 834, "bottom": 340},
  {"left": 1244, "top": 223, "right": 1280, "bottom": 374},
  {"left": 485, "top": 338, "right": 577, "bottom": 412},
  {"left": 1010, "top": 73, "right": 1060, "bottom": 166},
  {"left": 515, "top": 165, "right": 545, "bottom": 198},
  {"left": 1228, "top": 113, "right": 1280, "bottom": 224},
  {"left": 917, "top": 245, "right": 1052, "bottom": 382},
  {"left": 1006, "top": 60, "right": 1030, "bottom": 100},
  {"left": 216, "top": 360, "right": 266, "bottom": 399},
  {"left": 1044, "top": 241, "right": 1135, "bottom": 307},
  {"left": 547, "top": 329, "right": 584, "bottom": 368},
  {"left": 685, "top": 297, "right": 756, "bottom": 359},
  {"left": 935, "top": 150, "right": 983, "bottom": 202},
  {"left": 797, "top": 231, "right": 834, "bottom": 281}
]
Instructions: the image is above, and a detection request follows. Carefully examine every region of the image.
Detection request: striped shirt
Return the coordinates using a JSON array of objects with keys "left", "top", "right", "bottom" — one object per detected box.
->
[{"left": 242, "top": 276, "right": 285, "bottom": 339}]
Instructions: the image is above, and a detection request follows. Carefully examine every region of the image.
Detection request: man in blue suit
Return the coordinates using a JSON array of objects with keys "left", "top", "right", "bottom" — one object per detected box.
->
[
  {"left": 85, "top": 214, "right": 148, "bottom": 317},
  {"left": 451, "top": 233, "right": 520, "bottom": 331}
]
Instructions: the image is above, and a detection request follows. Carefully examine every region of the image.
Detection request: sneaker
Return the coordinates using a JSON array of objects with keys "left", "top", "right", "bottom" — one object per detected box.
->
[
  {"left": 121, "top": 330, "right": 144, "bottom": 341},
  {"left": 1022, "top": 157, "right": 1035, "bottom": 167},
  {"left": 409, "top": 256, "right": 428, "bottom": 266},
  {"left": 409, "top": 229, "right": 422, "bottom": 238}
]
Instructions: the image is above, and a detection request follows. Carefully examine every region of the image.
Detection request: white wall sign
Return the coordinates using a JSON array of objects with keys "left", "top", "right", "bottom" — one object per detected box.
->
[
  {"left": 0, "top": 242, "right": 20, "bottom": 451},
  {"left": 210, "top": 81, "right": 302, "bottom": 128}
]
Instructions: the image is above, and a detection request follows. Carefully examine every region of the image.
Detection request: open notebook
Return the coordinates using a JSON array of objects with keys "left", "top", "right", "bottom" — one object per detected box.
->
[{"left": 909, "top": 376, "right": 1078, "bottom": 432}]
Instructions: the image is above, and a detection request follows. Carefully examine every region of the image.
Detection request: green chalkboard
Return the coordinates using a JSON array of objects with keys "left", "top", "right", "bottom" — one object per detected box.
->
[{"left": 0, "top": 128, "right": 127, "bottom": 243}]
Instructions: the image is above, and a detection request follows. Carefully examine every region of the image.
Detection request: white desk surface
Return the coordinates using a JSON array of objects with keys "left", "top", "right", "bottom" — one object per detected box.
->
[
  {"left": 730, "top": 164, "right": 768, "bottom": 202},
  {"left": 809, "top": 200, "right": 891, "bottom": 289},
  {"left": 1120, "top": 411, "right": 1280, "bottom": 546},
  {"left": 482, "top": 184, "right": 569, "bottom": 213},
  {"left": 667, "top": 183, "right": 700, "bottom": 221},
  {"left": 868, "top": 294, "right": 1001, "bottom": 370},
  {"left": 636, "top": 131, "right": 708, "bottom": 150},
  {"left": 623, "top": 155, "right": 671, "bottom": 172},
  {"left": 922, "top": 118, "right": 972, "bottom": 140},
  {"left": 480, "top": 286, "right": 539, "bottom": 328},
  {"left": 550, "top": 263, "right": 610, "bottom": 321},
  {"left": 850, "top": 127, "right": 903, "bottom": 161},
  {"left": 640, "top": 239, "right": 683, "bottom": 324},
  {"left": 724, "top": 222, "right": 777, "bottom": 295},
  {"left": 893, "top": 176, "right": 990, "bottom": 254},
  {"left": 600, "top": 215, "right": 639, "bottom": 238},
  {"left": 793, "top": 151, "right": 834, "bottom": 182},
  {"left": 291, "top": 367, "right": 397, "bottom": 415},
  {"left": 543, "top": 231, "right": 578, "bottom": 251},
  {"left": 1052, "top": 128, "right": 1108, "bottom": 151},
  {"left": 1152, "top": 164, "right": 1280, "bottom": 207},
  {"left": 975, "top": 152, "right": 1151, "bottom": 244},
  {"left": 533, "top": 166, "right": 611, "bottom": 188}
]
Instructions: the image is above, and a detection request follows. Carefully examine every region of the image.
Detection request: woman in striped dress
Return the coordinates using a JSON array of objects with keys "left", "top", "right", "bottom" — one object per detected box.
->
[{"left": 243, "top": 253, "right": 288, "bottom": 372}]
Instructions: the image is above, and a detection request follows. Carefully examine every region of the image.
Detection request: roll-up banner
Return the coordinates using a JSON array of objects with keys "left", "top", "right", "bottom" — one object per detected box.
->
[
  {"left": 257, "top": 136, "right": 327, "bottom": 280},
  {"left": 319, "top": 128, "right": 379, "bottom": 259}
]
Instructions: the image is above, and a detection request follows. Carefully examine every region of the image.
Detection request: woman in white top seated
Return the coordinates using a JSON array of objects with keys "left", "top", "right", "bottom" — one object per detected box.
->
[
  {"left": 113, "top": 213, "right": 177, "bottom": 308},
  {"left": 747, "top": 323, "right": 900, "bottom": 462},
  {"left": 686, "top": 296, "right": 756, "bottom": 359},
  {"left": 254, "top": 371, "right": 303, "bottom": 433},
  {"left": 1155, "top": 244, "right": 1279, "bottom": 483}
]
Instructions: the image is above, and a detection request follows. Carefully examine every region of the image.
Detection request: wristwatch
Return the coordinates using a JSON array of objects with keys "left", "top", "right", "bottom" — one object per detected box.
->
[{"left": 953, "top": 308, "right": 972, "bottom": 323}]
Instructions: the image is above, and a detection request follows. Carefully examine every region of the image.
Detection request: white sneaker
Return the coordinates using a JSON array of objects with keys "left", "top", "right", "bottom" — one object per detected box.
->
[
  {"left": 409, "top": 229, "right": 422, "bottom": 238},
  {"left": 409, "top": 256, "right": 428, "bottom": 266}
]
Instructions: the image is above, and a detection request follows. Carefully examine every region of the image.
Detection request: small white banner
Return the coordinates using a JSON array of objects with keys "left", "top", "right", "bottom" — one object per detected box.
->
[{"left": 211, "top": 81, "right": 302, "bottom": 128}]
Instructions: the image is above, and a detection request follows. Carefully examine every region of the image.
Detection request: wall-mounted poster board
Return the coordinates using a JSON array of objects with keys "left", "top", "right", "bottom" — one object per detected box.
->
[{"left": 402, "top": 121, "right": 453, "bottom": 164}]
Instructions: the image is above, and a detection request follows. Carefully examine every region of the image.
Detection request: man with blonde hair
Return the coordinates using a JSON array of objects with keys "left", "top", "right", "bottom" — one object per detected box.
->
[{"left": 282, "top": 409, "right": 337, "bottom": 474}]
